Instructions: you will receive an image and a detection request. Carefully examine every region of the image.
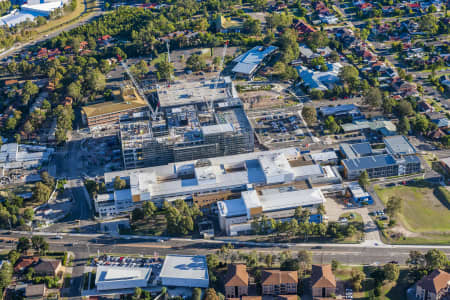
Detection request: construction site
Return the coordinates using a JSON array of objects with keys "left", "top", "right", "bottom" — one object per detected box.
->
[{"left": 119, "top": 76, "right": 254, "bottom": 169}]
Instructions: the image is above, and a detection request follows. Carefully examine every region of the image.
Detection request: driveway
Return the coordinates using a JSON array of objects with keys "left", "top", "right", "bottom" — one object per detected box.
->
[{"left": 325, "top": 197, "right": 382, "bottom": 245}]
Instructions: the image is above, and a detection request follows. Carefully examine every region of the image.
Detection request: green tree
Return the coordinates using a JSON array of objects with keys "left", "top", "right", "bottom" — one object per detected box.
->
[
  {"left": 398, "top": 117, "right": 411, "bottom": 135},
  {"left": 204, "top": 288, "right": 220, "bottom": 300},
  {"left": 22, "top": 80, "right": 39, "bottom": 106},
  {"left": 7, "top": 250, "right": 20, "bottom": 265},
  {"left": 67, "top": 81, "right": 82, "bottom": 102},
  {"left": 297, "top": 250, "right": 312, "bottom": 272},
  {"left": 383, "top": 96, "right": 396, "bottom": 114},
  {"left": 32, "top": 182, "right": 52, "bottom": 204},
  {"left": 331, "top": 259, "right": 340, "bottom": 271},
  {"left": 302, "top": 106, "right": 317, "bottom": 125},
  {"left": 425, "top": 249, "right": 448, "bottom": 270},
  {"left": 40, "top": 171, "right": 55, "bottom": 188},
  {"left": 192, "top": 288, "right": 202, "bottom": 300},
  {"left": 339, "top": 65, "right": 359, "bottom": 88},
  {"left": 23, "top": 208, "right": 34, "bottom": 222},
  {"left": 31, "top": 236, "right": 49, "bottom": 254},
  {"left": 351, "top": 268, "right": 366, "bottom": 291},
  {"left": 396, "top": 101, "right": 413, "bottom": 117},
  {"left": 385, "top": 196, "right": 402, "bottom": 218},
  {"left": 17, "top": 237, "right": 31, "bottom": 253},
  {"left": 325, "top": 116, "right": 340, "bottom": 134},
  {"left": 142, "top": 201, "right": 157, "bottom": 217},
  {"left": 363, "top": 88, "right": 382, "bottom": 108},
  {"left": 281, "top": 258, "right": 299, "bottom": 271},
  {"left": 407, "top": 250, "right": 425, "bottom": 269},
  {"left": 87, "top": 70, "right": 106, "bottom": 92},
  {"left": 156, "top": 60, "right": 174, "bottom": 81},
  {"left": 383, "top": 263, "right": 400, "bottom": 282},
  {"left": 358, "top": 171, "right": 370, "bottom": 190},
  {"left": 419, "top": 14, "right": 438, "bottom": 34},
  {"left": 278, "top": 28, "right": 300, "bottom": 62},
  {"left": 0, "top": 262, "right": 13, "bottom": 292},
  {"left": 413, "top": 115, "right": 430, "bottom": 135},
  {"left": 265, "top": 254, "right": 273, "bottom": 267},
  {"left": 243, "top": 18, "right": 261, "bottom": 35},
  {"left": 186, "top": 54, "right": 207, "bottom": 71}
]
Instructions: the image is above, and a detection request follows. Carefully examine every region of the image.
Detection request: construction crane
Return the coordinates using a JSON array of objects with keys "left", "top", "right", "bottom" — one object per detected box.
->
[{"left": 117, "top": 55, "right": 159, "bottom": 119}]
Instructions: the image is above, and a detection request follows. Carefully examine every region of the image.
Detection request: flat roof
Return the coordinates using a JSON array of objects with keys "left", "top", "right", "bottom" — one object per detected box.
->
[
  {"left": 343, "top": 154, "right": 398, "bottom": 171},
  {"left": 157, "top": 77, "right": 232, "bottom": 108},
  {"left": 160, "top": 255, "right": 208, "bottom": 281},
  {"left": 383, "top": 135, "right": 416, "bottom": 155},
  {"left": 95, "top": 266, "right": 152, "bottom": 283},
  {"left": 102, "top": 147, "right": 342, "bottom": 204},
  {"left": 260, "top": 188, "right": 325, "bottom": 212},
  {"left": 22, "top": 1, "right": 64, "bottom": 12},
  {"left": 82, "top": 87, "right": 148, "bottom": 118},
  {"left": 218, "top": 187, "right": 326, "bottom": 218},
  {"left": 318, "top": 104, "right": 360, "bottom": 116},
  {"left": 340, "top": 142, "right": 372, "bottom": 159},
  {"left": 310, "top": 151, "right": 337, "bottom": 162}
]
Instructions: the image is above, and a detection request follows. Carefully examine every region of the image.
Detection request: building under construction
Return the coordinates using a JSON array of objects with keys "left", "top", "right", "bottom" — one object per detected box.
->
[{"left": 119, "top": 76, "right": 254, "bottom": 169}]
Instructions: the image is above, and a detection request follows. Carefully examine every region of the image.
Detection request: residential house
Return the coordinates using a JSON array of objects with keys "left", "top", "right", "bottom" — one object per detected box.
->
[
  {"left": 432, "top": 118, "right": 450, "bottom": 129},
  {"left": 261, "top": 270, "right": 298, "bottom": 295},
  {"left": 24, "top": 284, "right": 46, "bottom": 300},
  {"left": 34, "top": 259, "right": 63, "bottom": 277},
  {"left": 315, "top": 2, "right": 331, "bottom": 15},
  {"left": 358, "top": 2, "right": 373, "bottom": 12},
  {"left": 224, "top": 264, "right": 249, "bottom": 298},
  {"left": 439, "top": 74, "right": 450, "bottom": 89},
  {"left": 382, "top": 6, "right": 395, "bottom": 14},
  {"left": 418, "top": 101, "right": 434, "bottom": 113},
  {"left": 416, "top": 269, "right": 450, "bottom": 300},
  {"left": 428, "top": 128, "right": 446, "bottom": 140},
  {"left": 14, "top": 256, "right": 39, "bottom": 273},
  {"left": 391, "top": 78, "right": 418, "bottom": 97},
  {"left": 311, "top": 264, "right": 337, "bottom": 299},
  {"left": 293, "top": 19, "right": 316, "bottom": 36}
]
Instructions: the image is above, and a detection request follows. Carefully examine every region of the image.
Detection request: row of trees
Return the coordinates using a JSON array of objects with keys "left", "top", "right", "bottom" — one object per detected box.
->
[{"left": 131, "top": 199, "right": 203, "bottom": 236}]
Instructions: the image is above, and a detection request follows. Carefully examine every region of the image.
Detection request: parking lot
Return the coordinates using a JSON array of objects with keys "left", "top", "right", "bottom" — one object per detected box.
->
[
  {"left": 249, "top": 107, "right": 315, "bottom": 149},
  {"left": 93, "top": 255, "right": 163, "bottom": 270}
]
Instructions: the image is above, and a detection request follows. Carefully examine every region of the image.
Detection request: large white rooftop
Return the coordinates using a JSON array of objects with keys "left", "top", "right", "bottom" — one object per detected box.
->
[
  {"left": 160, "top": 255, "right": 208, "bottom": 281},
  {"left": 218, "top": 187, "right": 326, "bottom": 218},
  {"left": 95, "top": 266, "right": 151, "bottom": 291},
  {"left": 157, "top": 77, "right": 234, "bottom": 108}
]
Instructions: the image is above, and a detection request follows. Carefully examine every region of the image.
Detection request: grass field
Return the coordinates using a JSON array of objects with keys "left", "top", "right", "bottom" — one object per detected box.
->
[
  {"left": 374, "top": 183, "right": 450, "bottom": 244},
  {"left": 336, "top": 265, "right": 410, "bottom": 300},
  {"left": 375, "top": 184, "right": 450, "bottom": 232}
]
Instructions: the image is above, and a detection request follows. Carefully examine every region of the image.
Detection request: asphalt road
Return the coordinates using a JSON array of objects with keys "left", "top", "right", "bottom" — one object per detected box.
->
[
  {"left": 0, "top": 232, "right": 448, "bottom": 298},
  {"left": 1, "top": 232, "right": 449, "bottom": 265},
  {"left": 0, "top": 0, "right": 103, "bottom": 59}
]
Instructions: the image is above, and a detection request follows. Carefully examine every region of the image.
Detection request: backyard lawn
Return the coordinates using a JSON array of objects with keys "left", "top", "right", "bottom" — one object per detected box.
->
[
  {"left": 374, "top": 182, "right": 450, "bottom": 244},
  {"left": 336, "top": 266, "right": 410, "bottom": 300}
]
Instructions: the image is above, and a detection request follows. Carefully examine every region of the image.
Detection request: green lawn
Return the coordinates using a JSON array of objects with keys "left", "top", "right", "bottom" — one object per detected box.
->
[
  {"left": 338, "top": 266, "right": 410, "bottom": 300},
  {"left": 375, "top": 184, "right": 450, "bottom": 233},
  {"left": 374, "top": 183, "right": 450, "bottom": 245}
]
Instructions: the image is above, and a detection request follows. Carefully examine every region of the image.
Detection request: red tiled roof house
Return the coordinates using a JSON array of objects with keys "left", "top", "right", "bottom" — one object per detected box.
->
[{"left": 225, "top": 264, "right": 249, "bottom": 298}]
